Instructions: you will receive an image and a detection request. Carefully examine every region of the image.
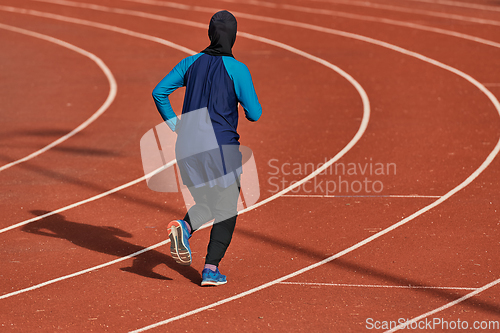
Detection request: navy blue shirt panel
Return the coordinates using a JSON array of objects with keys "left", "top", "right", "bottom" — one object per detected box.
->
[{"left": 183, "top": 54, "right": 240, "bottom": 146}]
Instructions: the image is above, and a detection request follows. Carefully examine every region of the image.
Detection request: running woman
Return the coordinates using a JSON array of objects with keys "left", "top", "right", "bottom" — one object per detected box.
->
[{"left": 152, "top": 10, "right": 262, "bottom": 286}]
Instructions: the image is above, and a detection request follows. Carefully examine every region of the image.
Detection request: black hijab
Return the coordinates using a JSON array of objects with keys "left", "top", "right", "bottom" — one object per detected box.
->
[{"left": 202, "top": 10, "right": 237, "bottom": 58}]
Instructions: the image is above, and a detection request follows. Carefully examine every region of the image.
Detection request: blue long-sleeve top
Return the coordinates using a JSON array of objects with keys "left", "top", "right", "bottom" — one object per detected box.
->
[
  {"left": 152, "top": 53, "right": 261, "bottom": 188},
  {"left": 152, "top": 53, "right": 262, "bottom": 146}
]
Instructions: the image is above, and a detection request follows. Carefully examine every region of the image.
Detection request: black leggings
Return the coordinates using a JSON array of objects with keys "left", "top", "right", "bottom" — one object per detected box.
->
[{"left": 183, "top": 181, "right": 240, "bottom": 267}]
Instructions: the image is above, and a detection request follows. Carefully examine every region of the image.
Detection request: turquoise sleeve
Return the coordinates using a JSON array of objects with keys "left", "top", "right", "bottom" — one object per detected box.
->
[
  {"left": 152, "top": 53, "right": 203, "bottom": 131},
  {"left": 222, "top": 57, "right": 262, "bottom": 122}
]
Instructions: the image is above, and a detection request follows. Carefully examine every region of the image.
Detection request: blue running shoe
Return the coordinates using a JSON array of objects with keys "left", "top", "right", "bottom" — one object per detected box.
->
[
  {"left": 201, "top": 268, "right": 227, "bottom": 286},
  {"left": 167, "top": 220, "right": 192, "bottom": 265}
]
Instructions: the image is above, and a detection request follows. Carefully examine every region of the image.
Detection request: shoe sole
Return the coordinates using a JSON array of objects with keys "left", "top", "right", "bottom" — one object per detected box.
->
[
  {"left": 167, "top": 221, "right": 191, "bottom": 266},
  {"left": 201, "top": 279, "right": 227, "bottom": 286}
]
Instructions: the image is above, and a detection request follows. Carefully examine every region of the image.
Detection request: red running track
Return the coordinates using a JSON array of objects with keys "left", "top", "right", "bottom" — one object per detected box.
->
[{"left": 1, "top": 0, "right": 500, "bottom": 331}]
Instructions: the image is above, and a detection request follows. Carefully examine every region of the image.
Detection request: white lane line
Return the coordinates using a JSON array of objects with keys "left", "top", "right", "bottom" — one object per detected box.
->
[
  {"left": 0, "top": 238, "right": 171, "bottom": 300},
  {"left": 0, "top": 6, "right": 370, "bottom": 304},
  {"left": 0, "top": 3, "right": 369, "bottom": 229},
  {"left": 0, "top": 6, "right": 199, "bottom": 234},
  {"left": 220, "top": 0, "right": 500, "bottom": 50},
  {"left": 233, "top": 31, "right": 370, "bottom": 214},
  {"left": 31, "top": 2, "right": 500, "bottom": 331},
  {"left": 279, "top": 282, "right": 478, "bottom": 291},
  {"left": 306, "top": 0, "right": 500, "bottom": 26},
  {"left": 385, "top": 277, "right": 500, "bottom": 332},
  {"left": 0, "top": 22, "right": 117, "bottom": 173},
  {"left": 105, "top": 2, "right": 500, "bottom": 331},
  {"left": 24, "top": 1, "right": 500, "bottom": 330},
  {"left": 0, "top": 161, "right": 175, "bottom": 234},
  {"left": 24, "top": 0, "right": 365, "bottom": 216},
  {"left": 0, "top": 6, "right": 197, "bottom": 55},
  {"left": 228, "top": 2, "right": 500, "bottom": 327},
  {"left": 408, "top": 0, "right": 500, "bottom": 13},
  {"left": 281, "top": 194, "right": 442, "bottom": 198}
]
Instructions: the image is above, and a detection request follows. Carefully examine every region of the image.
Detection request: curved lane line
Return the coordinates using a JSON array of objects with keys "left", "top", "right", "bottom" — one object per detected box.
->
[
  {"left": 0, "top": 6, "right": 198, "bottom": 54},
  {"left": 29, "top": 0, "right": 500, "bottom": 207},
  {"left": 3, "top": 2, "right": 500, "bottom": 326},
  {"left": 14, "top": 1, "right": 500, "bottom": 328},
  {"left": 305, "top": 0, "right": 500, "bottom": 26},
  {"left": 0, "top": 6, "right": 197, "bottom": 234},
  {"left": 90, "top": 2, "right": 500, "bottom": 331},
  {"left": 0, "top": 7, "right": 370, "bottom": 305},
  {"left": 0, "top": 161, "right": 175, "bottom": 234},
  {"left": 228, "top": 0, "right": 500, "bottom": 47},
  {"left": 0, "top": 5, "right": 370, "bottom": 227},
  {"left": 260, "top": 2, "right": 500, "bottom": 327},
  {"left": 0, "top": 234, "right": 171, "bottom": 300},
  {"left": 385, "top": 277, "right": 500, "bottom": 332},
  {"left": 131, "top": 0, "right": 500, "bottom": 49},
  {"left": 409, "top": 0, "right": 500, "bottom": 13},
  {"left": 0, "top": 22, "right": 117, "bottom": 172}
]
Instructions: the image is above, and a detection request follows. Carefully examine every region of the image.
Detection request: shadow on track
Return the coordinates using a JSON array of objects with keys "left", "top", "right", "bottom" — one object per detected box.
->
[
  {"left": 236, "top": 227, "right": 500, "bottom": 316},
  {"left": 22, "top": 210, "right": 201, "bottom": 284},
  {"left": 0, "top": 152, "right": 184, "bottom": 216}
]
